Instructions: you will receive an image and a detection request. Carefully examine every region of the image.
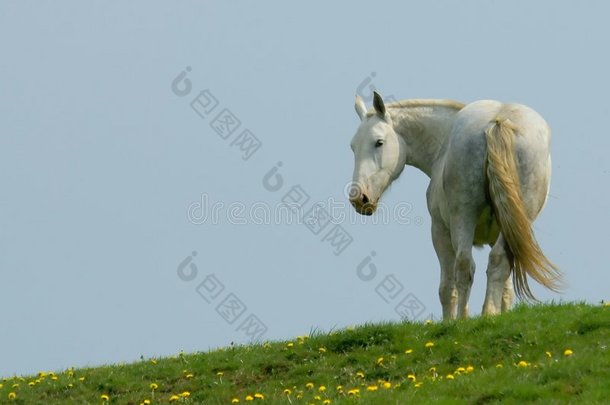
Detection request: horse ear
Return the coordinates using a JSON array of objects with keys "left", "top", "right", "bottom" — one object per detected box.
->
[
  {"left": 355, "top": 95, "right": 367, "bottom": 120},
  {"left": 373, "top": 91, "right": 386, "bottom": 117}
]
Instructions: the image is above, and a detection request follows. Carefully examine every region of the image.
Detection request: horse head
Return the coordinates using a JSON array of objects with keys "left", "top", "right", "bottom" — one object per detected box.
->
[{"left": 349, "top": 91, "right": 407, "bottom": 215}]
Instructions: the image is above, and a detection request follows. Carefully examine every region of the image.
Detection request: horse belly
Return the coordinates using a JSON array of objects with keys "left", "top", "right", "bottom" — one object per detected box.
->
[{"left": 473, "top": 205, "right": 500, "bottom": 246}]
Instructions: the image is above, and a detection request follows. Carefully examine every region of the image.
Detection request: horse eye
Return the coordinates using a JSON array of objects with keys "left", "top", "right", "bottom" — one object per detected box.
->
[{"left": 375, "top": 139, "right": 384, "bottom": 148}]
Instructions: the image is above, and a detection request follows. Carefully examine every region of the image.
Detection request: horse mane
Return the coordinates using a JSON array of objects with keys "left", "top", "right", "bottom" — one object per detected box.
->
[{"left": 365, "top": 99, "right": 465, "bottom": 117}]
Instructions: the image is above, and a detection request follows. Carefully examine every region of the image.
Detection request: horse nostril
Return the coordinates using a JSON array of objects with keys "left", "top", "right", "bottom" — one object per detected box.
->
[{"left": 362, "top": 194, "right": 369, "bottom": 204}]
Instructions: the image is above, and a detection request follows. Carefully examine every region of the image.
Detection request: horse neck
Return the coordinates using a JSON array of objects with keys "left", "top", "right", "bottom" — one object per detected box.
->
[{"left": 389, "top": 103, "right": 461, "bottom": 177}]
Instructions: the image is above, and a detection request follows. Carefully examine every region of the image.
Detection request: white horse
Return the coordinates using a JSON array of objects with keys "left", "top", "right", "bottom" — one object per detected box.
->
[{"left": 349, "top": 91, "right": 562, "bottom": 319}]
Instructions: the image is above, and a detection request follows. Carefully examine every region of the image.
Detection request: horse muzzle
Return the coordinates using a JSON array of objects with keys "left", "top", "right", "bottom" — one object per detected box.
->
[{"left": 350, "top": 193, "right": 377, "bottom": 216}]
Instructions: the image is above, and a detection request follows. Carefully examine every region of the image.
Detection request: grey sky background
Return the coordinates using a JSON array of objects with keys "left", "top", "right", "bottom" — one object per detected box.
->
[{"left": 1, "top": 1, "right": 608, "bottom": 377}]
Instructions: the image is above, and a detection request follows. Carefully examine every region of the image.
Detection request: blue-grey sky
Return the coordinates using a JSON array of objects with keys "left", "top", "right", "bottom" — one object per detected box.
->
[{"left": 1, "top": 1, "right": 608, "bottom": 377}]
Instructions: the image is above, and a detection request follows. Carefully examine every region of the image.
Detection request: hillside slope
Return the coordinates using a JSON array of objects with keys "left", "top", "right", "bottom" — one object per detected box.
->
[{"left": 2, "top": 303, "right": 609, "bottom": 404}]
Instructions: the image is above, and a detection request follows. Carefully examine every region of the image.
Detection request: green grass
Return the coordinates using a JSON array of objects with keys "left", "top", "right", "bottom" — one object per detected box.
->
[{"left": 2, "top": 303, "right": 609, "bottom": 404}]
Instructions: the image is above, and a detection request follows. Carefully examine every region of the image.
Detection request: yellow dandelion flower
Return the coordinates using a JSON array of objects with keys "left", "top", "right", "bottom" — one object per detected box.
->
[
  {"left": 150, "top": 383, "right": 158, "bottom": 390},
  {"left": 28, "top": 381, "right": 36, "bottom": 387},
  {"left": 425, "top": 319, "right": 433, "bottom": 325},
  {"left": 179, "top": 391, "right": 190, "bottom": 398},
  {"left": 318, "top": 347, "right": 327, "bottom": 353},
  {"left": 564, "top": 349, "right": 574, "bottom": 356},
  {"left": 382, "top": 381, "right": 392, "bottom": 389},
  {"left": 283, "top": 389, "right": 292, "bottom": 395},
  {"left": 78, "top": 377, "right": 85, "bottom": 382},
  {"left": 185, "top": 373, "right": 194, "bottom": 379},
  {"left": 466, "top": 365, "right": 474, "bottom": 373},
  {"left": 414, "top": 382, "right": 423, "bottom": 388},
  {"left": 38, "top": 372, "right": 47, "bottom": 378},
  {"left": 545, "top": 351, "right": 552, "bottom": 358},
  {"left": 286, "top": 342, "right": 294, "bottom": 348},
  {"left": 305, "top": 382, "right": 314, "bottom": 389},
  {"left": 51, "top": 376, "right": 58, "bottom": 381},
  {"left": 336, "top": 385, "right": 343, "bottom": 392},
  {"left": 318, "top": 385, "right": 326, "bottom": 392},
  {"left": 245, "top": 395, "right": 254, "bottom": 401},
  {"left": 425, "top": 342, "right": 434, "bottom": 348},
  {"left": 404, "top": 349, "right": 413, "bottom": 354},
  {"left": 68, "top": 383, "right": 73, "bottom": 388},
  {"left": 314, "top": 395, "right": 322, "bottom": 400},
  {"left": 143, "top": 400, "right": 151, "bottom": 405},
  {"left": 323, "top": 400, "right": 331, "bottom": 405},
  {"left": 356, "top": 371, "right": 365, "bottom": 378},
  {"left": 428, "top": 367, "right": 436, "bottom": 373},
  {"left": 150, "top": 359, "right": 157, "bottom": 365},
  {"left": 231, "top": 399, "right": 240, "bottom": 404},
  {"left": 446, "top": 374, "right": 455, "bottom": 380},
  {"left": 407, "top": 374, "right": 416, "bottom": 382},
  {"left": 347, "top": 388, "right": 360, "bottom": 396},
  {"left": 496, "top": 363, "right": 503, "bottom": 368},
  {"left": 101, "top": 394, "right": 110, "bottom": 401},
  {"left": 455, "top": 367, "right": 466, "bottom": 374},
  {"left": 217, "top": 371, "right": 224, "bottom": 376},
  {"left": 366, "top": 385, "right": 378, "bottom": 391},
  {"left": 296, "top": 394, "right": 303, "bottom": 400},
  {"left": 254, "top": 393, "right": 264, "bottom": 399},
  {"left": 169, "top": 395, "right": 180, "bottom": 402},
  {"left": 517, "top": 361, "right": 529, "bottom": 368},
  {"left": 8, "top": 392, "right": 17, "bottom": 400}
]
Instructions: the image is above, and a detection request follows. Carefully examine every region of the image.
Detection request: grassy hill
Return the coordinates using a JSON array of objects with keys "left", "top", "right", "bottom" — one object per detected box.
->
[{"left": 2, "top": 303, "right": 609, "bottom": 404}]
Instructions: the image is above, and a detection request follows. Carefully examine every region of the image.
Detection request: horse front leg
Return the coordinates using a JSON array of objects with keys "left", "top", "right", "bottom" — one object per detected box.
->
[{"left": 432, "top": 221, "right": 457, "bottom": 320}]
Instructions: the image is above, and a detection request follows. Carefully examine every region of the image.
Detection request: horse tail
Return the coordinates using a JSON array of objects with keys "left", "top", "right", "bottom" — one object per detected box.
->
[{"left": 485, "top": 114, "right": 562, "bottom": 301}]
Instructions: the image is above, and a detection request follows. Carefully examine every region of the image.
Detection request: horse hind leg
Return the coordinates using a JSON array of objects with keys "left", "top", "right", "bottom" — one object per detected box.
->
[
  {"left": 450, "top": 216, "right": 477, "bottom": 319},
  {"left": 502, "top": 272, "right": 514, "bottom": 312},
  {"left": 482, "top": 234, "right": 512, "bottom": 315}
]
